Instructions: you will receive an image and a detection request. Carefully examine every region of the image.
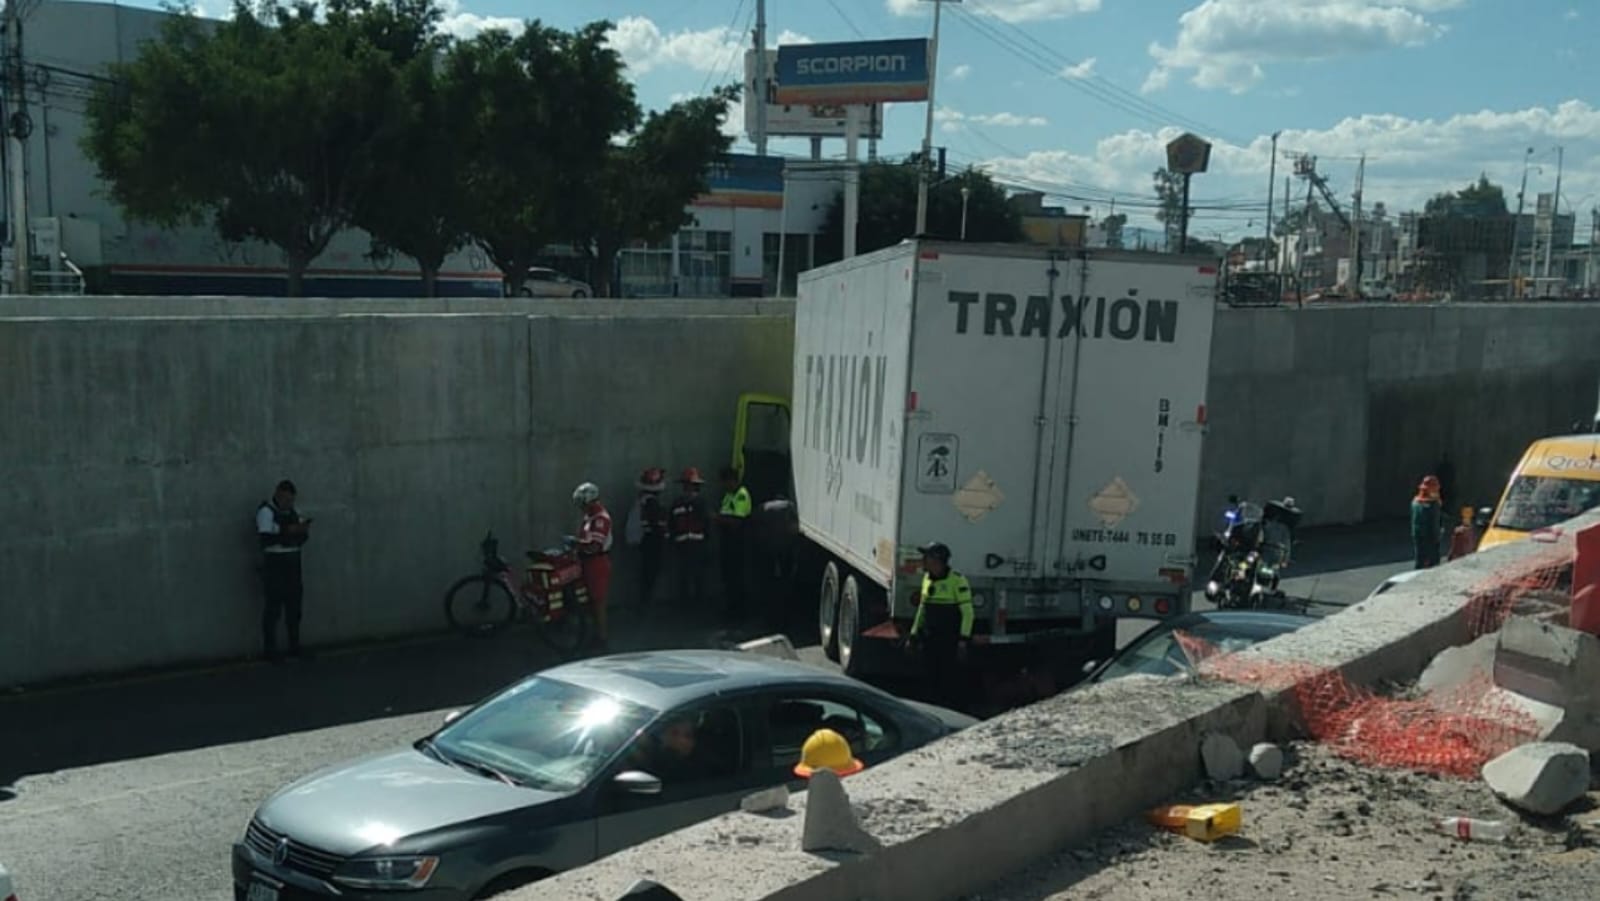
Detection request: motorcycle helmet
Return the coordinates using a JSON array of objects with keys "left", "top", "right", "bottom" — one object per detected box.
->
[
  {"left": 679, "top": 466, "right": 705, "bottom": 486},
  {"left": 637, "top": 467, "right": 666, "bottom": 492},
  {"left": 572, "top": 482, "right": 600, "bottom": 506}
]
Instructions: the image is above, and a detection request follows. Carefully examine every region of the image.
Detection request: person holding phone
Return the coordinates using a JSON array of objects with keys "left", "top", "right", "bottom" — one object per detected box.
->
[{"left": 256, "top": 479, "right": 312, "bottom": 661}]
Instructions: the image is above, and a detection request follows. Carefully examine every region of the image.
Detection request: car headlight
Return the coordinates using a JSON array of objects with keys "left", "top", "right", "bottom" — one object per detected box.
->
[{"left": 333, "top": 856, "right": 440, "bottom": 890}]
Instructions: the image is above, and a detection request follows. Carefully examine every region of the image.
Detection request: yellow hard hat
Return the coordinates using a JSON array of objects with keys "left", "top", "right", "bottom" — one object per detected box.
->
[{"left": 793, "top": 728, "right": 865, "bottom": 778}]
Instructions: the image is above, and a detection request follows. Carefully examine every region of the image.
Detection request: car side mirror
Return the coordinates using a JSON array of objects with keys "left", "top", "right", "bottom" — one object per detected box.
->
[
  {"left": 612, "top": 770, "right": 663, "bottom": 796},
  {"left": 442, "top": 710, "right": 463, "bottom": 726},
  {"left": 1473, "top": 507, "right": 1492, "bottom": 529}
]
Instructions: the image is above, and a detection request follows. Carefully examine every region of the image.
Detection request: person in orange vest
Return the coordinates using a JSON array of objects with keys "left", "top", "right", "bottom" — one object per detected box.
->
[
  {"left": 1411, "top": 475, "right": 1443, "bottom": 569},
  {"left": 573, "top": 482, "right": 614, "bottom": 649}
]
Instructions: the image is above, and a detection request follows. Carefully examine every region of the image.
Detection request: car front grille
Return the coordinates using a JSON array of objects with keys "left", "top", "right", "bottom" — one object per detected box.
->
[{"left": 244, "top": 818, "right": 345, "bottom": 880}]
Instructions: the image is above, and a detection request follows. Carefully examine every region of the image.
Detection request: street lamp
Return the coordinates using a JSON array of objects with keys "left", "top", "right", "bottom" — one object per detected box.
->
[{"left": 960, "top": 184, "right": 971, "bottom": 240}]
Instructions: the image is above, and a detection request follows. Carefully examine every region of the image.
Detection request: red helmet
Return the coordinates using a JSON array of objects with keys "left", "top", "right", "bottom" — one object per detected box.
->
[
  {"left": 680, "top": 466, "right": 705, "bottom": 485},
  {"left": 638, "top": 467, "right": 666, "bottom": 491},
  {"left": 1421, "top": 475, "right": 1440, "bottom": 491}
]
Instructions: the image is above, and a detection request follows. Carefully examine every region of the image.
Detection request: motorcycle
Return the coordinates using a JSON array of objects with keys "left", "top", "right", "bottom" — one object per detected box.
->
[{"left": 1204, "top": 497, "right": 1303, "bottom": 610}]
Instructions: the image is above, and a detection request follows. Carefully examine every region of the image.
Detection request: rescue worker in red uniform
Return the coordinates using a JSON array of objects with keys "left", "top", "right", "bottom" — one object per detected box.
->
[
  {"left": 670, "top": 467, "right": 710, "bottom": 606},
  {"left": 629, "top": 467, "right": 670, "bottom": 610},
  {"left": 573, "top": 482, "right": 614, "bottom": 649}
]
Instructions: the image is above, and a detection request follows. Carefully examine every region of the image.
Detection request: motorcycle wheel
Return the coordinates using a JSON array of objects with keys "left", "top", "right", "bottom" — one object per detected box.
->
[
  {"left": 445, "top": 575, "right": 516, "bottom": 637},
  {"left": 533, "top": 587, "right": 590, "bottom": 657}
]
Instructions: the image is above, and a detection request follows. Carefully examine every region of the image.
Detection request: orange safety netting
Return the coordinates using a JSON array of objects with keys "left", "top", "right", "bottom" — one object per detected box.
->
[{"left": 1175, "top": 548, "right": 1571, "bottom": 779}]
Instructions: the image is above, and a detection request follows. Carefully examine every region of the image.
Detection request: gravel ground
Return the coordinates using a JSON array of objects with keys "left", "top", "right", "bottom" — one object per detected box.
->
[{"left": 975, "top": 742, "right": 1600, "bottom": 901}]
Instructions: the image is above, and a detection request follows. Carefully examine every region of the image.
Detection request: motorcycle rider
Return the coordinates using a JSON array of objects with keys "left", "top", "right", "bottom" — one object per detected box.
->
[{"left": 574, "top": 482, "right": 614, "bottom": 649}]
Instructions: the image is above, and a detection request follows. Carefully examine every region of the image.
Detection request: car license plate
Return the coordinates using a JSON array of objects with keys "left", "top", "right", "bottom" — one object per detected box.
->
[
  {"left": 246, "top": 881, "right": 280, "bottom": 901},
  {"left": 1023, "top": 594, "right": 1057, "bottom": 609}
]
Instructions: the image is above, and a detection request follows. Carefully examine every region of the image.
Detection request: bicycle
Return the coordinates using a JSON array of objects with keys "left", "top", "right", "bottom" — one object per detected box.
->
[{"left": 443, "top": 530, "right": 590, "bottom": 655}]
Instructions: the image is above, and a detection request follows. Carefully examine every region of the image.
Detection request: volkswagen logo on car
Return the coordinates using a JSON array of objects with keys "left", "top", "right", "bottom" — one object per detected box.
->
[{"left": 272, "top": 837, "right": 291, "bottom": 867}]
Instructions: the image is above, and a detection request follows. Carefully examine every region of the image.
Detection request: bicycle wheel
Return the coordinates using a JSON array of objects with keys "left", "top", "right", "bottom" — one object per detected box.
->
[
  {"left": 444, "top": 576, "right": 516, "bottom": 637},
  {"left": 532, "top": 587, "right": 589, "bottom": 657}
]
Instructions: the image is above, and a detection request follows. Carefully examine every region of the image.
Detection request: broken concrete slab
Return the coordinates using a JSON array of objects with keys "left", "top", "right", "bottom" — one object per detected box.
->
[
  {"left": 1249, "top": 743, "right": 1284, "bottom": 781},
  {"left": 800, "top": 769, "right": 881, "bottom": 855},
  {"left": 1201, "top": 732, "right": 1244, "bottom": 781},
  {"left": 1418, "top": 632, "right": 1497, "bottom": 694},
  {"left": 1481, "top": 742, "right": 1592, "bottom": 816},
  {"left": 1493, "top": 616, "right": 1600, "bottom": 751}
]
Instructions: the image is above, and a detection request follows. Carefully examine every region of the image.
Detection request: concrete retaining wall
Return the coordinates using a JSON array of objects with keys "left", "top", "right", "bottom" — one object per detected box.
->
[
  {"left": 517, "top": 513, "right": 1592, "bottom": 901},
  {"left": 0, "top": 303, "right": 792, "bottom": 686},
  {"left": 3, "top": 298, "right": 1599, "bottom": 686}
]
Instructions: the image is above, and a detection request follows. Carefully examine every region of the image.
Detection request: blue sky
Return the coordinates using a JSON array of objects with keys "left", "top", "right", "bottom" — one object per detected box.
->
[{"left": 162, "top": 1, "right": 1598, "bottom": 238}]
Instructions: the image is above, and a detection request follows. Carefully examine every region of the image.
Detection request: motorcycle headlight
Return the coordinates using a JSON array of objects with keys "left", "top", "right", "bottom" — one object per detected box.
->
[{"left": 333, "top": 856, "right": 440, "bottom": 890}]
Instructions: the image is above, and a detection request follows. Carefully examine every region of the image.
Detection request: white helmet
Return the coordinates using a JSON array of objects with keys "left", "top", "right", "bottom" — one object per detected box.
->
[{"left": 572, "top": 482, "right": 600, "bottom": 506}]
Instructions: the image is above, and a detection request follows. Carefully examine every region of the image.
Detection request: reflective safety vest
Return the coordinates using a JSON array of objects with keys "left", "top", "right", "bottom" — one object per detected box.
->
[
  {"left": 720, "top": 486, "right": 752, "bottom": 519},
  {"left": 910, "top": 570, "right": 974, "bottom": 638}
]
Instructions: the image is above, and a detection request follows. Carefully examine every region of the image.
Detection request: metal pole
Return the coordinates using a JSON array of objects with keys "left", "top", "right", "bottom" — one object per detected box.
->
[
  {"left": 1544, "top": 145, "right": 1563, "bottom": 288},
  {"left": 753, "top": 0, "right": 767, "bottom": 157},
  {"left": 844, "top": 108, "right": 860, "bottom": 258},
  {"left": 1265, "top": 131, "right": 1279, "bottom": 263},
  {"left": 1509, "top": 147, "right": 1533, "bottom": 299},
  {"left": 775, "top": 165, "right": 788, "bottom": 296},
  {"left": 960, "top": 184, "right": 970, "bottom": 240},
  {"left": 915, "top": 0, "right": 956, "bottom": 237},
  {"left": 1177, "top": 172, "right": 1191, "bottom": 253},
  {"left": 5, "top": 1, "right": 29, "bottom": 295}
]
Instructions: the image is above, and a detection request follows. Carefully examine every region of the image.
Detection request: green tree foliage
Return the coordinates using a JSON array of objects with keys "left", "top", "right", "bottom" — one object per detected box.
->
[
  {"left": 1424, "top": 174, "right": 1509, "bottom": 218},
  {"left": 1152, "top": 167, "right": 1188, "bottom": 251},
  {"left": 82, "top": 1, "right": 411, "bottom": 296},
  {"left": 818, "top": 160, "right": 1021, "bottom": 260},
  {"left": 452, "top": 22, "right": 638, "bottom": 297},
  {"left": 574, "top": 87, "right": 736, "bottom": 298}
]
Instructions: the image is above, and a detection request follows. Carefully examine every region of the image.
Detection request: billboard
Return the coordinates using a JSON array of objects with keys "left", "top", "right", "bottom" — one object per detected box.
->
[
  {"left": 744, "top": 50, "right": 884, "bottom": 139},
  {"left": 774, "top": 38, "right": 931, "bottom": 105}
]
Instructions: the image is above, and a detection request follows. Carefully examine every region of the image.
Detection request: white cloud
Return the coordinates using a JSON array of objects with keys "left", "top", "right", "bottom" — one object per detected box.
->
[
  {"left": 936, "top": 107, "right": 1050, "bottom": 132},
  {"left": 1565, "top": 8, "right": 1581, "bottom": 20},
  {"left": 1145, "top": 0, "right": 1465, "bottom": 94},
  {"left": 609, "top": 17, "right": 744, "bottom": 75},
  {"left": 978, "top": 99, "right": 1600, "bottom": 230},
  {"left": 950, "top": 63, "right": 973, "bottom": 81},
  {"left": 1060, "top": 57, "right": 1096, "bottom": 79},
  {"left": 887, "top": 0, "right": 1101, "bottom": 23},
  {"left": 436, "top": 0, "right": 522, "bottom": 39}
]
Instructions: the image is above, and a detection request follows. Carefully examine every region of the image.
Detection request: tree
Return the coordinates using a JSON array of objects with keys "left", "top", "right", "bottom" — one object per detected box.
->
[
  {"left": 1425, "top": 174, "right": 1509, "bottom": 218},
  {"left": 1102, "top": 212, "right": 1127, "bottom": 249},
  {"left": 452, "top": 22, "right": 638, "bottom": 297},
  {"left": 1152, "top": 168, "right": 1188, "bottom": 252},
  {"left": 83, "top": 1, "right": 410, "bottom": 296},
  {"left": 574, "top": 87, "right": 736, "bottom": 298},
  {"left": 817, "top": 159, "right": 1021, "bottom": 260}
]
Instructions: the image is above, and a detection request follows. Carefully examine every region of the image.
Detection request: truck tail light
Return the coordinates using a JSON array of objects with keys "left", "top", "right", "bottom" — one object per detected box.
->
[
  {"left": 1195, "top": 404, "right": 1207, "bottom": 425},
  {"left": 906, "top": 391, "right": 919, "bottom": 412},
  {"left": 1155, "top": 598, "right": 1171, "bottom": 615},
  {"left": 1159, "top": 567, "right": 1188, "bottom": 585}
]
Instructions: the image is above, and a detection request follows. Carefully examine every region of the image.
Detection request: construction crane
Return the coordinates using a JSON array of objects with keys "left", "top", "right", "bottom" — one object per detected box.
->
[{"left": 1292, "top": 154, "right": 1351, "bottom": 230}]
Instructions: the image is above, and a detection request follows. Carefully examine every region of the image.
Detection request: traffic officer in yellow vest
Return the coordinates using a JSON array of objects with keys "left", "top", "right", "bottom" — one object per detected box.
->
[
  {"left": 908, "top": 541, "right": 973, "bottom": 709},
  {"left": 715, "top": 466, "right": 753, "bottom": 624}
]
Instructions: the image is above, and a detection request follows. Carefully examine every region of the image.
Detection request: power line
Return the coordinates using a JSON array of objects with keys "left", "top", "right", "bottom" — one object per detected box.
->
[
  {"left": 822, "top": 0, "right": 866, "bottom": 38},
  {"left": 699, "top": 0, "right": 750, "bottom": 96}
]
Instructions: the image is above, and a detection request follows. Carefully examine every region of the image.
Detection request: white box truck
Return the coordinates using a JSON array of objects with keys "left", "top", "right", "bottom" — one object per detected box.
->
[{"left": 793, "top": 240, "right": 1218, "bottom": 683}]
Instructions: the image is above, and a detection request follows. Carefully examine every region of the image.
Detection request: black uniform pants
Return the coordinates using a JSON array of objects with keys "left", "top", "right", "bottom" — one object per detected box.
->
[
  {"left": 920, "top": 604, "right": 967, "bottom": 710},
  {"left": 675, "top": 540, "right": 708, "bottom": 606},
  {"left": 719, "top": 528, "right": 747, "bottom": 619},
  {"left": 262, "top": 552, "right": 304, "bottom": 655},
  {"left": 639, "top": 536, "right": 665, "bottom": 608}
]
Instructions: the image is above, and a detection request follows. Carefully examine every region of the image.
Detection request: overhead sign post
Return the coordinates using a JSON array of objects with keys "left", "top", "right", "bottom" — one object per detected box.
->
[{"left": 1165, "top": 132, "right": 1212, "bottom": 254}]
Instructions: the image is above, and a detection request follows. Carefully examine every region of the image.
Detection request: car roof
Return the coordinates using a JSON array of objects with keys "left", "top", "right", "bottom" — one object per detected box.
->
[
  {"left": 536, "top": 649, "right": 878, "bottom": 713},
  {"left": 1515, "top": 435, "right": 1600, "bottom": 479},
  {"left": 1172, "top": 609, "right": 1319, "bottom": 630}
]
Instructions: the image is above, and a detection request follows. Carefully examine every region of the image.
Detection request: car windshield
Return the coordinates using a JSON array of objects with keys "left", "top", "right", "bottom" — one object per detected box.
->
[
  {"left": 1096, "top": 618, "right": 1301, "bottom": 681},
  {"left": 1493, "top": 475, "right": 1600, "bottom": 532},
  {"left": 432, "top": 677, "right": 655, "bottom": 792}
]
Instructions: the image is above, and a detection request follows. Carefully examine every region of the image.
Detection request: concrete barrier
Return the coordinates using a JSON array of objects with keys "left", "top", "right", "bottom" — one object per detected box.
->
[
  {"left": 0, "top": 303, "right": 792, "bottom": 686},
  {"left": 517, "top": 514, "right": 1594, "bottom": 901}
]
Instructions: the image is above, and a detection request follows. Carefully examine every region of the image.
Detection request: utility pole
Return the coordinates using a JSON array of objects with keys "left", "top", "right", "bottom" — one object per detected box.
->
[
  {"left": 1509, "top": 146, "right": 1534, "bottom": 299},
  {"left": 915, "top": 0, "right": 957, "bottom": 237},
  {"left": 3, "top": 0, "right": 29, "bottom": 295},
  {"left": 1350, "top": 154, "right": 1364, "bottom": 295},
  {"left": 1543, "top": 144, "right": 1563, "bottom": 287},
  {"left": 753, "top": 0, "right": 768, "bottom": 157},
  {"left": 1265, "top": 131, "right": 1280, "bottom": 264}
]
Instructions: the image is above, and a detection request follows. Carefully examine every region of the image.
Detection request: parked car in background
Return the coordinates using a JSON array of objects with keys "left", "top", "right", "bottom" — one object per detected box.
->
[
  {"left": 233, "top": 650, "right": 972, "bottom": 901},
  {"left": 512, "top": 267, "right": 591, "bottom": 298},
  {"left": 2, "top": 861, "right": 17, "bottom": 901},
  {"left": 1077, "top": 609, "right": 1319, "bottom": 685}
]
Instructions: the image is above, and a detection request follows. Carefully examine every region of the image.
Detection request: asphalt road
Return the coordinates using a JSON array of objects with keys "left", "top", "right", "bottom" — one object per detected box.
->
[{"left": 0, "top": 522, "right": 1415, "bottom": 901}]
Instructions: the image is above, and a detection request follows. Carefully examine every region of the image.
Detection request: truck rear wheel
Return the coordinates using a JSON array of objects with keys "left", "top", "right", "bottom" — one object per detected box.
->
[
  {"left": 819, "top": 561, "right": 841, "bottom": 660},
  {"left": 838, "top": 575, "right": 863, "bottom": 675}
]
